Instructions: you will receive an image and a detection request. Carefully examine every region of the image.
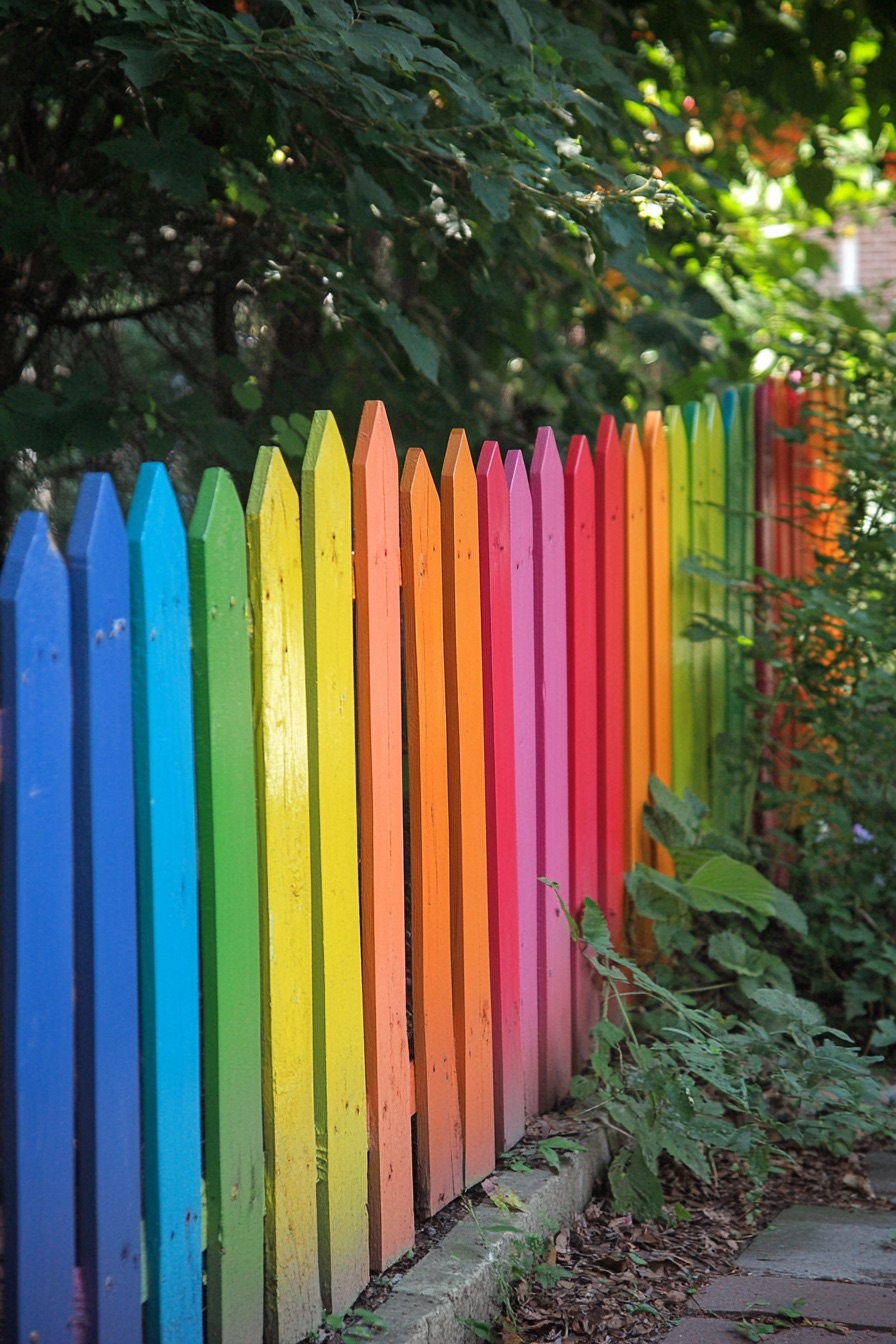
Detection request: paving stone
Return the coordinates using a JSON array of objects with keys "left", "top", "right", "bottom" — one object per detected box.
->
[
  {"left": 664, "top": 1323, "right": 896, "bottom": 1344},
  {"left": 692, "top": 1273, "right": 896, "bottom": 1327},
  {"left": 868, "top": 1151, "right": 896, "bottom": 1200},
  {"left": 736, "top": 1205, "right": 896, "bottom": 1284}
]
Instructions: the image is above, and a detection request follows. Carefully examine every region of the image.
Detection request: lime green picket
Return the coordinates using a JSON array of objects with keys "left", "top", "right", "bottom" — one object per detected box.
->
[
  {"left": 665, "top": 406, "right": 696, "bottom": 798},
  {"left": 682, "top": 402, "right": 711, "bottom": 805},
  {"left": 703, "top": 396, "right": 728, "bottom": 822},
  {"left": 246, "top": 448, "right": 321, "bottom": 1343},
  {"left": 188, "top": 469, "right": 264, "bottom": 1344},
  {"left": 301, "top": 412, "right": 370, "bottom": 1313}
]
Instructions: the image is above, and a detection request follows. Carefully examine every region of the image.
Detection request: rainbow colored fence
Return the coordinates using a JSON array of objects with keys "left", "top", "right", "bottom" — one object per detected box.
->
[{"left": 0, "top": 381, "right": 840, "bottom": 1344}]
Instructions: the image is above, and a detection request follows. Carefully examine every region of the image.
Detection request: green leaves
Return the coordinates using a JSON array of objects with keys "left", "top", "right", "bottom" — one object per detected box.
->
[
  {"left": 100, "top": 116, "right": 219, "bottom": 206},
  {"left": 378, "top": 304, "right": 440, "bottom": 383}
]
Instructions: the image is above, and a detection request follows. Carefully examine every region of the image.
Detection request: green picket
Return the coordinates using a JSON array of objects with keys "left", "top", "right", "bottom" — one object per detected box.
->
[
  {"left": 665, "top": 406, "right": 696, "bottom": 798},
  {"left": 703, "top": 395, "right": 728, "bottom": 823}
]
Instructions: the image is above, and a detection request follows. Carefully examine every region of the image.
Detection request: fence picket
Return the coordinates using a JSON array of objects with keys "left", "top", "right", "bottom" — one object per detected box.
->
[
  {"left": 623, "top": 426, "right": 652, "bottom": 963},
  {"left": 531, "top": 427, "right": 573, "bottom": 1109},
  {"left": 246, "top": 447, "right": 321, "bottom": 1341},
  {"left": 302, "top": 411, "right": 370, "bottom": 1311},
  {"left": 400, "top": 448, "right": 463, "bottom": 1215},
  {"left": 682, "top": 403, "right": 712, "bottom": 805},
  {"left": 721, "top": 390, "right": 752, "bottom": 835},
  {"left": 0, "top": 512, "right": 75, "bottom": 1344},
  {"left": 703, "top": 395, "right": 729, "bottom": 823},
  {"left": 128, "top": 463, "right": 203, "bottom": 1344},
  {"left": 665, "top": 406, "right": 696, "bottom": 798},
  {"left": 441, "top": 429, "right": 496, "bottom": 1186},
  {"left": 477, "top": 440, "right": 526, "bottom": 1148},
  {"left": 188, "top": 468, "right": 265, "bottom": 1344},
  {"left": 564, "top": 434, "right": 600, "bottom": 1065},
  {"left": 642, "top": 413, "right": 673, "bottom": 860},
  {"left": 352, "top": 402, "right": 415, "bottom": 1271},
  {"left": 595, "top": 416, "right": 626, "bottom": 949},
  {"left": 69, "top": 475, "right": 142, "bottom": 1344},
  {"left": 505, "top": 448, "right": 541, "bottom": 1118}
]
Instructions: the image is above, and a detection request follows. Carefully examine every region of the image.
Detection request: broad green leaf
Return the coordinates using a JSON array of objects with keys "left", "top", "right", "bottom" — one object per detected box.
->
[
  {"left": 772, "top": 889, "right": 808, "bottom": 935},
  {"left": 379, "top": 304, "right": 440, "bottom": 382},
  {"left": 469, "top": 170, "right": 512, "bottom": 222},
  {"left": 750, "top": 988, "right": 826, "bottom": 1034},
  {"left": 608, "top": 1146, "right": 664, "bottom": 1221},
  {"left": 684, "top": 855, "right": 778, "bottom": 917},
  {"left": 581, "top": 898, "right": 613, "bottom": 955}
]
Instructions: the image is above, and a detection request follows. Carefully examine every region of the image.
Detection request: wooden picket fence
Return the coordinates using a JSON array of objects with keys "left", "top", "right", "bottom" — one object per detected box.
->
[{"left": 0, "top": 380, "right": 841, "bottom": 1344}]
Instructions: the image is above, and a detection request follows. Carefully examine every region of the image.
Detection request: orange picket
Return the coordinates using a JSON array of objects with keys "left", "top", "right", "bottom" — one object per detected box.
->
[
  {"left": 399, "top": 449, "right": 463, "bottom": 1217},
  {"left": 352, "top": 403, "right": 414, "bottom": 1272},
  {"left": 441, "top": 430, "right": 496, "bottom": 1189},
  {"left": 622, "top": 425, "right": 653, "bottom": 963},
  {"left": 642, "top": 412, "right": 673, "bottom": 878}
]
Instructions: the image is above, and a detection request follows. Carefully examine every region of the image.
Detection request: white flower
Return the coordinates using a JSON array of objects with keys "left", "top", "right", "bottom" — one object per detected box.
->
[{"left": 555, "top": 137, "right": 582, "bottom": 159}]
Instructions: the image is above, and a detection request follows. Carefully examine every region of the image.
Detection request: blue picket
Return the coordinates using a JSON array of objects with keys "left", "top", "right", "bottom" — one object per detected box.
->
[
  {"left": 128, "top": 463, "right": 203, "bottom": 1344},
  {"left": 0, "top": 512, "right": 75, "bottom": 1344},
  {"left": 69, "top": 474, "right": 143, "bottom": 1344}
]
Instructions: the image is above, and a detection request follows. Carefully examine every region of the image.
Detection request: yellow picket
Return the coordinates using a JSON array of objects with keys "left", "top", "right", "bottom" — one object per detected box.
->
[
  {"left": 302, "top": 413, "right": 370, "bottom": 1313},
  {"left": 246, "top": 447, "right": 321, "bottom": 1342}
]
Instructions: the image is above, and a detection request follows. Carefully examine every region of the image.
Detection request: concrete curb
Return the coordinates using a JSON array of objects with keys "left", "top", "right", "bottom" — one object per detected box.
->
[{"left": 371, "top": 1125, "right": 612, "bottom": 1344}]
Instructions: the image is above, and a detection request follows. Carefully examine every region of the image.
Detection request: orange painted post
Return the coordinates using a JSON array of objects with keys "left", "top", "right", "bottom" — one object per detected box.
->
[
  {"left": 623, "top": 426, "right": 653, "bottom": 963},
  {"left": 564, "top": 434, "right": 601, "bottom": 1066},
  {"left": 245, "top": 448, "right": 321, "bottom": 1343},
  {"left": 302, "top": 411, "right": 369, "bottom": 1313},
  {"left": 400, "top": 449, "right": 463, "bottom": 1217},
  {"left": 642, "top": 412, "right": 674, "bottom": 877},
  {"left": 665, "top": 406, "right": 696, "bottom": 799},
  {"left": 594, "top": 416, "right": 626, "bottom": 950},
  {"left": 441, "top": 430, "right": 496, "bottom": 1188},
  {"left": 352, "top": 403, "right": 414, "bottom": 1273},
  {"left": 477, "top": 440, "right": 525, "bottom": 1151}
]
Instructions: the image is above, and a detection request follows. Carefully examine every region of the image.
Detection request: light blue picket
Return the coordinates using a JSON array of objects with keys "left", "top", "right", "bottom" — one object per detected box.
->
[
  {"left": 128, "top": 463, "right": 203, "bottom": 1344},
  {"left": 69, "top": 475, "right": 143, "bottom": 1344},
  {"left": 0, "top": 512, "right": 75, "bottom": 1344}
]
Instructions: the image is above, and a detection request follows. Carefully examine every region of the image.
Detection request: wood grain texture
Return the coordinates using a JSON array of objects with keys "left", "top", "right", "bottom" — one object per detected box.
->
[
  {"left": 531, "top": 427, "right": 572, "bottom": 1111},
  {"left": 441, "top": 429, "right": 496, "bottom": 1187},
  {"left": 400, "top": 448, "right": 463, "bottom": 1216},
  {"left": 594, "top": 416, "right": 626, "bottom": 950},
  {"left": 563, "top": 435, "right": 601, "bottom": 1066},
  {"left": 622, "top": 425, "right": 652, "bottom": 963},
  {"left": 0, "top": 512, "right": 76, "bottom": 1344},
  {"left": 246, "top": 447, "right": 322, "bottom": 1342},
  {"left": 302, "top": 411, "right": 370, "bottom": 1312},
  {"left": 477, "top": 440, "right": 525, "bottom": 1149},
  {"left": 188, "top": 468, "right": 265, "bottom": 1344},
  {"left": 642, "top": 414, "right": 673, "bottom": 872},
  {"left": 352, "top": 402, "right": 414, "bottom": 1272},
  {"left": 665, "top": 406, "right": 696, "bottom": 799},
  {"left": 69, "top": 475, "right": 142, "bottom": 1344},
  {"left": 505, "top": 450, "right": 540, "bottom": 1116},
  {"left": 128, "top": 463, "right": 203, "bottom": 1344}
]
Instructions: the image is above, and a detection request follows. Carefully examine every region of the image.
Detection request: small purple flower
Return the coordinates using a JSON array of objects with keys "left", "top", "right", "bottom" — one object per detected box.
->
[{"left": 853, "top": 824, "right": 873, "bottom": 844}]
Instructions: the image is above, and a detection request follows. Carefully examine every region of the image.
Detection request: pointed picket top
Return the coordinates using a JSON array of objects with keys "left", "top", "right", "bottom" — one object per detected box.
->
[
  {"left": 476, "top": 438, "right": 525, "bottom": 1149},
  {"left": 246, "top": 444, "right": 321, "bottom": 1342},
  {"left": 502, "top": 447, "right": 539, "bottom": 1119},
  {"left": 351, "top": 401, "right": 414, "bottom": 1274},
  {"left": 69, "top": 474, "right": 143, "bottom": 1344},
  {"left": 563, "top": 433, "right": 600, "bottom": 1068},
  {"left": 400, "top": 446, "right": 463, "bottom": 1216},
  {"left": 594, "top": 414, "right": 626, "bottom": 951},
  {"left": 1, "top": 510, "right": 75, "bottom": 1344}
]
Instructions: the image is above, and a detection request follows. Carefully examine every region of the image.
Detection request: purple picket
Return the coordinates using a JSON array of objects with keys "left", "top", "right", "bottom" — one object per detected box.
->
[
  {"left": 531, "top": 427, "right": 572, "bottom": 1112},
  {"left": 69, "top": 474, "right": 142, "bottom": 1344},
  {"left": 0, "top": 512, "right": 75, "bottom": 1344},
  {"left": 505, "top": 450, "right": 540, "bottom": 1117},
  {"left": 477, "top": 439, "right": 525, "bottom": 1151}
]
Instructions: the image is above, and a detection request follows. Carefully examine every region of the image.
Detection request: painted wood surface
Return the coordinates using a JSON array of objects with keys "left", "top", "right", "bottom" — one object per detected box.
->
[
  {"left": 682, "top": 402, "right": 711, "bottom": 805},
  {"left": 623, "top": 426, "right": 652, "bottom": 963},
  {"left": 594, "top": 416, "right": 626, "bottom": 950},
  {"left": 665, "top": 405, "right": 696, "bottom": 799},
  {"left": 302, "top": 411, "right": 370, "bottom": 1311},
  {"left": 703, "top": 395, "right": 729, "bottom": 822},
  {"left": 477, "top": 439, "right": 525, "bottom": 1149},
  {"left": 400, "top": 448, "right": 463, "bottom": 1216},
  {"left": 246, "top": 447, "right": 321, "bottom": 1341},
  {"left": 188, "top": 468, "right": 264, "bottom": 1344},
  {"left": 441, "top": 429, "right": 496, "bottom": 1187},
  {"left": 128, "top": 463, "right": 203, "bottom": 1344},
  {"left": 563, "top": 434, "right": 601, "bottom": 1066},
  {"left": 721, "top": 390, "right": 751, "bottom": 836},
  {"left": 0, "top": 512, "right": 75, "bottom": 1344},
  {"left": 642, "top": 413, "right": 674, "bottom": 875},
  {"left": 69, "top": 475, "right": 142, "bottom": 1344},
  {"left": 505, "top": 449, "right": 540, "bottom": 1116},
  {"left": 531, "top": 427, "right": 573, "bottom": 1111},
  {"left": 352, "top": 401, "right": 414, "bottom": 1272}
]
